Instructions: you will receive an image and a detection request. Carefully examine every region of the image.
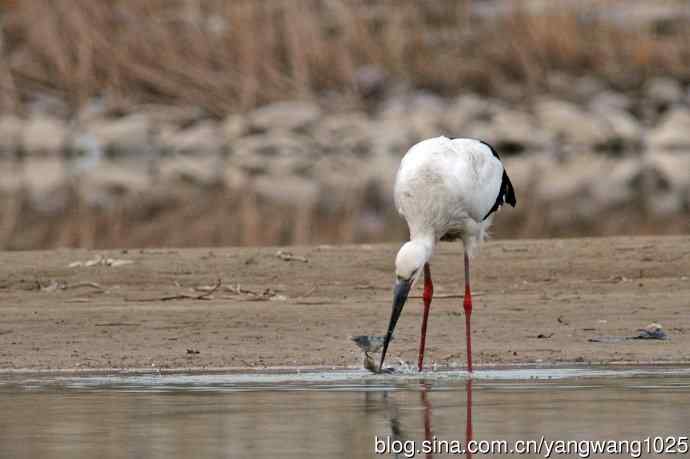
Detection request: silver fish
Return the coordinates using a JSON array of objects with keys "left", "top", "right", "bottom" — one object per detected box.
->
[
  {"left": 351, "top": 335, "right": 395, "bottom": 374},
  {"left": 351, "top": 335, "right": 390, "bottom": 354}
]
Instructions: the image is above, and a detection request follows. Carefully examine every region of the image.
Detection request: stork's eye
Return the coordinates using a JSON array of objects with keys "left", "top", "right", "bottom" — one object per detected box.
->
[{"left": 397, "top": 269, "right": 417, "bottom": 282}]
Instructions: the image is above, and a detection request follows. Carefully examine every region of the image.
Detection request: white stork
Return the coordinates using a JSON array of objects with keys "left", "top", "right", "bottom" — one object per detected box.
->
[{"left": 379, "top": 136, "right": 516, "bottom": 373}]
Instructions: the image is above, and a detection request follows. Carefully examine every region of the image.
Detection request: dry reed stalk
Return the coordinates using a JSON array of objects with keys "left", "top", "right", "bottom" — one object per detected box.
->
[{"left": 3, "top": 1, "right": 688, "bottom": 115}]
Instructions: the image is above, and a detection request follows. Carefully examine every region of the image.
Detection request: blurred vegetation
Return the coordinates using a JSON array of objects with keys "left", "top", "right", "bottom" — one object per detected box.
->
[
  {"left": 1, "top": 1, "right": 689, "bottom": 249},
  {"left": 1, "top": 0, "right": 690, "bottom": 115}
]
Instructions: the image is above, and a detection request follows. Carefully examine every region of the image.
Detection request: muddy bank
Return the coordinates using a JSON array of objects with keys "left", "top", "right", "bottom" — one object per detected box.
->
[{"left": 0, "top": 236, "right": 689, "bottom": 372}]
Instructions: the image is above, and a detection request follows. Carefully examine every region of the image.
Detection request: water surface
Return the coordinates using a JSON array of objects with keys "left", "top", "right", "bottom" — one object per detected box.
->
[{"left": 1, "top": 367, "right": 689, "bottom": 458}]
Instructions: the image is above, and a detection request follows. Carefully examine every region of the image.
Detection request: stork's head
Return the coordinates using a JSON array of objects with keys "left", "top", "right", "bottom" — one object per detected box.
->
[
  {"left": 379, "top": 240, "right": 432, "bottom": 372},
  {"left": 395, "top": 240, "right": 429, "bottom": 282}
]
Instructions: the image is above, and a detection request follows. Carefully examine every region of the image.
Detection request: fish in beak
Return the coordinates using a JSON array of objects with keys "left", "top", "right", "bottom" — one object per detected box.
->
[{"left": 378, "top": 277, "right": 412, "bottom": 371}]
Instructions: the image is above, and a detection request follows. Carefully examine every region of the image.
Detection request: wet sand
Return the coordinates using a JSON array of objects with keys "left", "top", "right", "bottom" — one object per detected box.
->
[{"left": 0, "top": 236, "right": 689, "bottom": 373}]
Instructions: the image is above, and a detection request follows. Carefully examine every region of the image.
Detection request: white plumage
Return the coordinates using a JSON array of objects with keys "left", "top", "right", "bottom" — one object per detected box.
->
[
  {"left": 379, "top": 135, "right": 516, "bottom": 373},
  {"left": 395, "top": 136, "right": 506, "bottom": 255}
]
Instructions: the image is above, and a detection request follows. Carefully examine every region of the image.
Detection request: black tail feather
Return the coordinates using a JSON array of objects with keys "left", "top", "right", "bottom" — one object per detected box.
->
[{"left": 480, "top": 140, "right": 517, "bottom": 221}]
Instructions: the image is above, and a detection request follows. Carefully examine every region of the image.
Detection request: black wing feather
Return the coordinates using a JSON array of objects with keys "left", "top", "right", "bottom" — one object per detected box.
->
[{"left": 479, "top": 141, "right": 517, "bottom": 221}]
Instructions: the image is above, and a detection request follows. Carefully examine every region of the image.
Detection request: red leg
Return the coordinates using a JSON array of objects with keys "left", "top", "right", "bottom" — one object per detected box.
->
[
  {"left": 417, "top": 263, "right": 433, "bottom": 372},
  {"left": 463, "top": 251, "right": 473, "bottom": 373}
]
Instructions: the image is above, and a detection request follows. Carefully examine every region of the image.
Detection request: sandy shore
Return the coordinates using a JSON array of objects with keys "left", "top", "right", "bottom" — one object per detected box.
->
[{"left": 0, "top": 237, "right": 689, "bottom": 373}]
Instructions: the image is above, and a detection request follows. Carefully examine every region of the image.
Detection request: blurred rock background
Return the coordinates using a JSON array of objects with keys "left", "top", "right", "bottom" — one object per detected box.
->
[{"left": 0, "top": 0, "right": 689, "bottom": 249}]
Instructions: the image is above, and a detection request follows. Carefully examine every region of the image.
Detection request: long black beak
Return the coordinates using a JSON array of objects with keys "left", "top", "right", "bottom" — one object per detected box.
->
[{"left": 379, "top": 278, "right": 412, "bottom": 372}]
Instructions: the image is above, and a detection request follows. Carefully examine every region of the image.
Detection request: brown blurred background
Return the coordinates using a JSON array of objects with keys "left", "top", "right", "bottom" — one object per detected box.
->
[{"left": 0, "top": 0, "right": 688, "bottom": 250}]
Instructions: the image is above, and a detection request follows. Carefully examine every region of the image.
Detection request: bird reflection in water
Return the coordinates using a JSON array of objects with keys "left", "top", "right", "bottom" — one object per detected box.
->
[
  {"left": 419, "top": 381, "right": 474, "bottom": 459},
  {"left": 465, "top": 379, "right": 473, "bottom": 459},
  {"left": 420, "top": 384, "right": 433, "bottom": 459},
  {"left": 377, "top": 380, "right": 474, "bottom": 459}
]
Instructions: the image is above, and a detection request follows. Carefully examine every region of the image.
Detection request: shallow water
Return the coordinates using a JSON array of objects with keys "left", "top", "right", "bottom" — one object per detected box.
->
[{"left": 1, "top": 367, "right": 689, "bottom": 458}]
